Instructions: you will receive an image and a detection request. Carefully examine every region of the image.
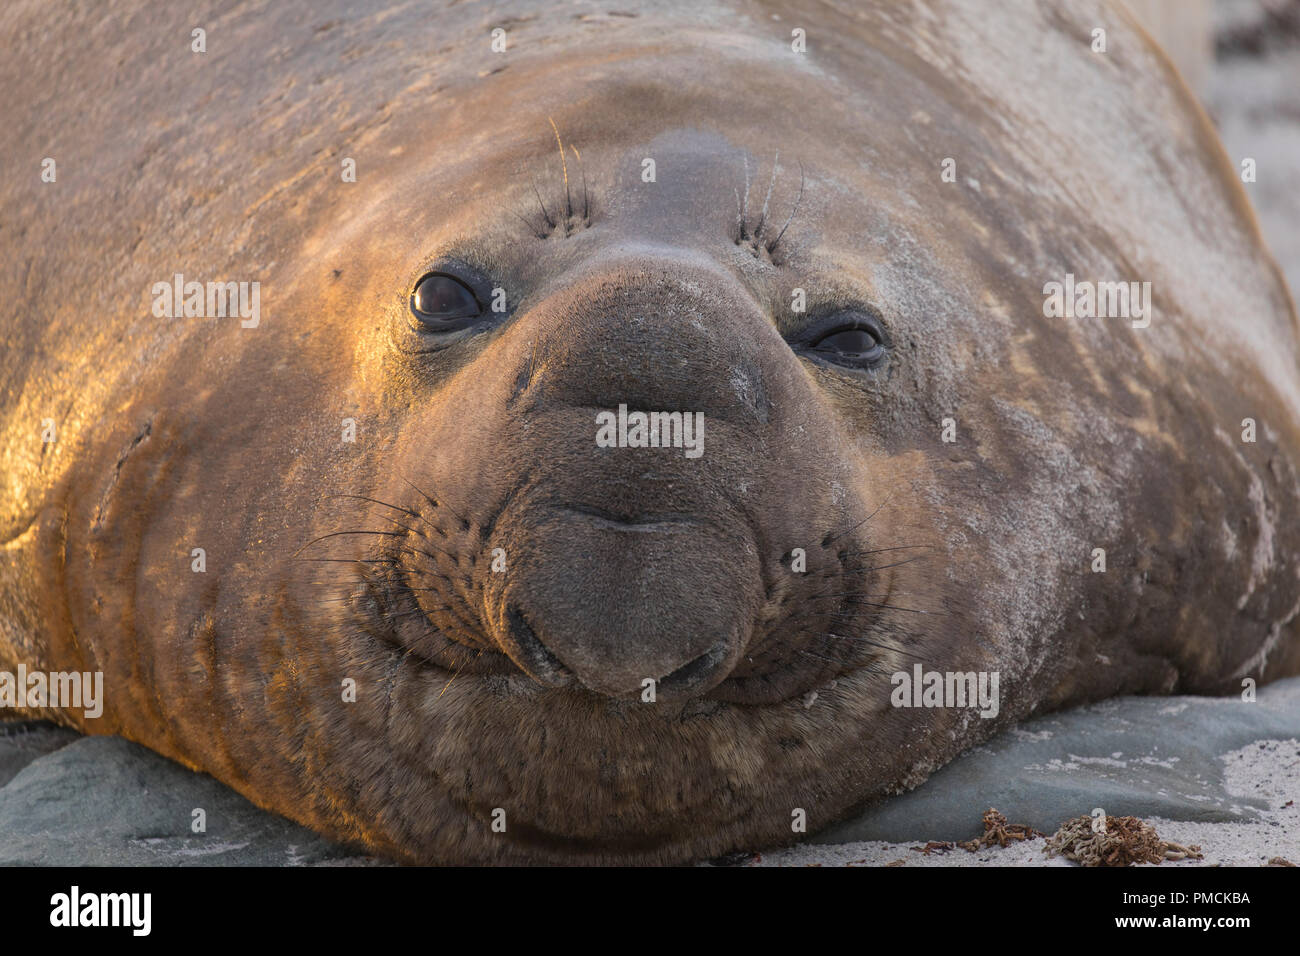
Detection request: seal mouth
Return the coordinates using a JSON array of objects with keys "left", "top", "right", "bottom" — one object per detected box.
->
[
  {"left": 316, "top": 482, "right": 907, "bottom": 707},
  {"left": 555, "top": 503, "right": 708, "bottom": 533},
  {"left": 312, "top": 492, "right": 904, "bottom": 706}
]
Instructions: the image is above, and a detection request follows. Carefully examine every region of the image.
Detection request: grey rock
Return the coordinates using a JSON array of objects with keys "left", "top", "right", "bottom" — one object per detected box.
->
[
  {"left": 816, "top": 675, "right": 1300, "bottom": 844},
  {"left": 0, "top": 720, "right": 80, "bottom": 788},
  {"left": 0, "top": 735, "right": 377, "bottom": 866}
]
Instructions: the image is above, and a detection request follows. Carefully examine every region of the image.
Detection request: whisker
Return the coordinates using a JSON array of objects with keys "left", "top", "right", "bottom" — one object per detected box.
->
[
  {"left": 794, "top": 648, "right": 846, "bottom": 666},
  {"left": 439, "top": 649, "right": 482, "bottom": 699},
  {"left": 514, "top": 210, "right": 547, "bottom": 240},
  {"left": 530, "top": 177, "right": 555, "bottom": 229},
  {"left": 816, "top": 589, "right": 921, "bottom": 601},
  {"left": 838, "top": 544, "right": 936, "bottom": 559},
  {"left": 384, "top": 607, "right": 452, "bottom": 622},
  {"left": 815, "top": 631, "right": 931, "bottom": 663},
  {"left": 755, "top": 150, "right": 779, "bottom": 241},
  {"left": 393, "top": 584, "right": 484, "bottom": 637},
  {"left": 837, "top": 555, "right": 931, "bottom": 575},
  {"left": 292, "top": 529, "right": 403, "bottom": 557},
  {"left": 398, "top": 474, "right": 470, "bottom": 527},
  {"left": 376, "top": 519, "right": 420, "bottom": 537},
  {"left": 822, "top": 493, "right": 894, "bottom": 547},
  {"left": 548, "top": 116, "right": 572, "bottom": 227},
  {"left": 318, "top": 492, "right": 441, "bottom": 540},
  {"left": 321, "top": 493, "right": 419, "bottom": 518},
  {"left": 300, "top": 557, "right": 394, "bottom": 565},
  {"left": 767, "top": 162, "right": 804, "bottom": 253}
]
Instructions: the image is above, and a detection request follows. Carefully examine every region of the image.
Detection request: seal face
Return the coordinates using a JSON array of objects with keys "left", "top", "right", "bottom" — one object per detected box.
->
[{"left": 3, "top": 0, "right": 1300, "bottom": 863}]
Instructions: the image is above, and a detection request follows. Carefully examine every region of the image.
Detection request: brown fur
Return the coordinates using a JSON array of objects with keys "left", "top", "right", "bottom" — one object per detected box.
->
[{"left": 1, "top": 0, "right": 1298, "bottom": 863}]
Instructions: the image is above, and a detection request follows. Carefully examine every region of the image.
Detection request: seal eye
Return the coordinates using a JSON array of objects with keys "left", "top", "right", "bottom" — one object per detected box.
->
[
  {"left": 411, "top": 272, "right": 481, "bottom": 329},
  {"left": 801, "top": 314, "right": 887, "bottom": 370},
  {"left": 816, "top": 328, "right": 880, "bottom": 359}
]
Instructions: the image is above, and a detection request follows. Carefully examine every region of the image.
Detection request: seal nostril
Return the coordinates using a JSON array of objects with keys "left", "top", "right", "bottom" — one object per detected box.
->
[
  {"left": 655, "top": 639, "right": 731, "bottom": 698},
  {"left": 505, "top": 606, "right": 573, "bottom": 687}
]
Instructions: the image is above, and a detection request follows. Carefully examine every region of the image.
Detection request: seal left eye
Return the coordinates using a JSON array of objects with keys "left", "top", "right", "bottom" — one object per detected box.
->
[{"left": 411, "top": 273, "right": 482, "bottom": 329}]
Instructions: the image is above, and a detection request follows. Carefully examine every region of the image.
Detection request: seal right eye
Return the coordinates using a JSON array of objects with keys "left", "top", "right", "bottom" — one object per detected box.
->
[
  {"left": 793, "top": 310, "right": 889, "bottom": 371},
  {"left": 411, "top": 273, "right": 482, "bottom": 330}
]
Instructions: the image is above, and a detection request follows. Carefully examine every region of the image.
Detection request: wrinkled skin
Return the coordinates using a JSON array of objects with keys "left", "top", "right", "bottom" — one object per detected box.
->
[{"left": 2, "top": 0, "right": 1299, "bottom": 864}]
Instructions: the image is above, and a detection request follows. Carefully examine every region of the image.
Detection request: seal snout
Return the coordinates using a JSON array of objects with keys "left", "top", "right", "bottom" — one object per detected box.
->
[{"left": 490, "top": 504, "right": 760, "bottom": 701}]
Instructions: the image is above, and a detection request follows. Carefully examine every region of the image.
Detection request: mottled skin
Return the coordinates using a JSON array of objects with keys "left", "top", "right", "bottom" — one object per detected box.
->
[{"left": 2, "top": 0, "right": 1299, "bottom": 864}]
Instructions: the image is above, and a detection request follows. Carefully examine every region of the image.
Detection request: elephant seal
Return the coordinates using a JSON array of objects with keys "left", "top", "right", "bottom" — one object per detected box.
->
[{"left": 2, "top": 0, "right": 1299, "bottom": 864}]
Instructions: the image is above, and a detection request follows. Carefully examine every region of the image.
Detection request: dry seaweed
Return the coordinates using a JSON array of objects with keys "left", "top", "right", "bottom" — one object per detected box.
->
[
  {"left": 910, "top": 840, "right": 957, "bottom": 855},
  {"left": 1043, "top": 814, "right": 1203, "bottom": 867},
  {"left": 956, "top": 808, "right": 1045, "bottom": 851}
]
